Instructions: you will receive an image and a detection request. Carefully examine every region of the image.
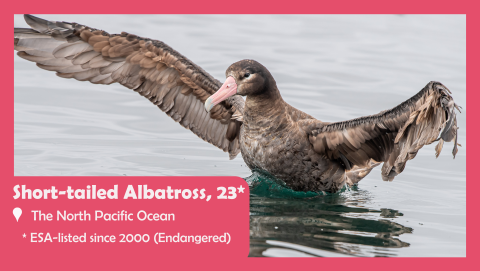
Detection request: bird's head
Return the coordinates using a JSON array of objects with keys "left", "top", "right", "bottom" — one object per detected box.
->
[{"left": 205, "top": 59, "right": 274, "bottom": 112}]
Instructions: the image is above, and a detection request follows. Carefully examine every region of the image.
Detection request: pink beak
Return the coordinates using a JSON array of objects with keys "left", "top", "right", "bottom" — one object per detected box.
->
[{"left": 205, "top": 76, "right": 237, "bottom": 112}]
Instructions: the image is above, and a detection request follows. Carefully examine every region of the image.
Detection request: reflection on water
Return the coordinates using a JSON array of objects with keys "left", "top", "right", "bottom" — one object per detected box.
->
[{"left": 247, "top": 171, "right": 412, "bottom": 257}]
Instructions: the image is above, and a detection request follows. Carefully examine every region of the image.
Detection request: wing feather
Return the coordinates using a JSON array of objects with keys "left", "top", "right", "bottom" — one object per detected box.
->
[
  {"left": 307, "top": 81, "right": 460, "bottom": 183},
  {"left": 14, "top": 14, "right": 244, "bottom": 159}
]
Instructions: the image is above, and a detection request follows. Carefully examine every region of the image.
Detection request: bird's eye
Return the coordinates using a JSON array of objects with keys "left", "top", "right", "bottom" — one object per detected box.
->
[{"left": 244, "top": 73, "right": 250, "bottom": 78}]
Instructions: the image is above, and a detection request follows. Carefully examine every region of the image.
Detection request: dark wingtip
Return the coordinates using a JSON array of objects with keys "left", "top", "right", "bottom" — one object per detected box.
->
[
  {"left": 24, "top": 14, "right": 42, "bottom": 21},
  {"left": 24, "top": 14, "right": 37, "bottom": 23},
  {"left": 23, "top": 14, "right": 49, "bottom": 31}
]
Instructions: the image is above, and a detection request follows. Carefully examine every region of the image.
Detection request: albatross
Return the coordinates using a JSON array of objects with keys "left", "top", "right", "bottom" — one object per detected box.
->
[{"left": 14, "top": 15, "right": 461, "bottom": 193}]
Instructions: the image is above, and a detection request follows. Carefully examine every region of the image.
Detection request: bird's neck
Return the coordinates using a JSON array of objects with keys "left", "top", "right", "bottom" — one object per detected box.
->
[{"left": 243, "top": 86, "right": 287, "bottom": 127}]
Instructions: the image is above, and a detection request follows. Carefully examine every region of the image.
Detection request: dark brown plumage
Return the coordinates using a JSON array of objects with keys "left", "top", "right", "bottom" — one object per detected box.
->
[
  {"left": 14, "top": 15, "right": 460, "bottom": 193},
  {"left": 15, "top": 14, "right": 244, "bottom": 159}
]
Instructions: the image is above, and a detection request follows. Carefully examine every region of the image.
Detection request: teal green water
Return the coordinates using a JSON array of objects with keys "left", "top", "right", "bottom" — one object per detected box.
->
[{"left": 246, "top": 170, "right": 334, "bottom": 199}]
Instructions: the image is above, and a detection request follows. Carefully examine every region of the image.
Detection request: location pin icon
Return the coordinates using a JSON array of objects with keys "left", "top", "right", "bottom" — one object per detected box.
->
[{"left": 13, "top": 207, "right": 22, "bottom": 222}]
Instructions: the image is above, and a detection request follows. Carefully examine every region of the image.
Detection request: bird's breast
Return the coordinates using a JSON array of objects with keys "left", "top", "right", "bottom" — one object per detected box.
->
[{"left": 239, "top": 118, "right": 310, "bottom": 172}]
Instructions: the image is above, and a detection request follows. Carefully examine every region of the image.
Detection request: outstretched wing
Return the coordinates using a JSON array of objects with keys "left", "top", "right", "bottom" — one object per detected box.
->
[
  {"left": 14, "top": 14, "right": 244, "bottom": 159},
  {"left": 305, "top": 81, "right": 460, "bottom": 183}
]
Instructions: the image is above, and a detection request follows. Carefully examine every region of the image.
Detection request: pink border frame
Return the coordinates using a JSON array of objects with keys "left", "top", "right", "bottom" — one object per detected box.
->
[{"left": 4, "top": 0, "right": 474, "bottom": 269}]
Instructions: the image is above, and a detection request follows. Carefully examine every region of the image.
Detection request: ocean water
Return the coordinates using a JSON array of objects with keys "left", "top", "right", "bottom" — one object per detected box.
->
[{"left": 14, "top": 15, "right": 466, "bottom": 257}]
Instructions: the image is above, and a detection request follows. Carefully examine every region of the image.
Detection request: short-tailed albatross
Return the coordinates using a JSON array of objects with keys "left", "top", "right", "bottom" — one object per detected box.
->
[{"left": 14, "top": 15, "right": 461, "bottom": 193}]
